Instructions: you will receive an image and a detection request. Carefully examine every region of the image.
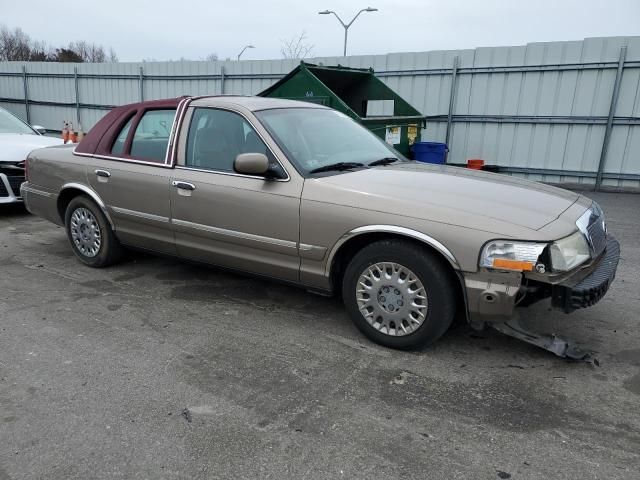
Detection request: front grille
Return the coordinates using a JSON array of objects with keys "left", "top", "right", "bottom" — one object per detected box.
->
[
  {"left": 0, "top": 180, "right": 7, "bottom": 197},
  {"left": 6, "top": 175, "right": 25, "bottom": 197},
  {"left": 587, "top": 217, "right": 607, "bottom": 257}
]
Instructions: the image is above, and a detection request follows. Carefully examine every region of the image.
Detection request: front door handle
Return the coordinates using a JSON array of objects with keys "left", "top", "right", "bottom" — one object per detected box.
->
[
  {"left": 95, "top": 169, "right": 111, "bottom": 178},
  {"left": 172, "top": 181, "right": 196, "bottom": 191}
]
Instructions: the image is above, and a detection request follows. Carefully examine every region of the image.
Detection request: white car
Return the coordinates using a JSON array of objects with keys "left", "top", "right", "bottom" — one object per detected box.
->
[{"left": 1, "top": 107, "right": 63, "bottom": 204}]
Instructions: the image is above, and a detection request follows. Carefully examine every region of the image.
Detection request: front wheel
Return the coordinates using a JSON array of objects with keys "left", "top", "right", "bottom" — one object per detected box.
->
[
  {"left": 342, "top": 239, "right": 456, "bottom": 350},
  {"left": 64, "top": 195, "right": 123, "bottom": 267}
]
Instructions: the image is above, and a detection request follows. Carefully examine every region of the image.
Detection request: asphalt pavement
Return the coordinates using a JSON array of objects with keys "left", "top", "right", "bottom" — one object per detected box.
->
[{"left": 1, "top": 191, "right": 639, "bottom": 479}]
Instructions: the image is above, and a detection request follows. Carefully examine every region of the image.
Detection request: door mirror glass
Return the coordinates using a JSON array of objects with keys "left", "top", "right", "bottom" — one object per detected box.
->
[
  {"left": 32, "top": 124, "right": 47, "bottom": 135},
  {"left": 234, "top": 153, "right": 269, "bottom": 176}
]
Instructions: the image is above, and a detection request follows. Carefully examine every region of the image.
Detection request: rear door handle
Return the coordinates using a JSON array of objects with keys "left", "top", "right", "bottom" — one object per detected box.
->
[
  {"left": 172, "top": 181, "right": 196, "bottom": 191},
  {"left": 95, "top": 169, "right": 111, "bottom": 178}
]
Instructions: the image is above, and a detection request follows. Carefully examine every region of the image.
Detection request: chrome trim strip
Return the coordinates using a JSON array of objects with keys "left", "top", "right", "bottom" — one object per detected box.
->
[
  {"left": 299, "top": 243, "right": 322, "bottom": 251},
  {"left": 172, "top": 218, "right": 297, "bottom": 250},
  {"left": 324, "top": 225, "right": 461, "bottom": 277},
  {"left": 576, "top": 203, "right": 606, "bottom": 258},
  {"left": 73, "top": 151, "right": 174, "bottom": 169},
  {"left": 112, "top": 206, "right": 170, "bottom": 224},
  {"left": 20, "top": 185, "right": 53, "bottom": 198},
  {"left": 167, "top": 96, "right": 192, "bottom": 166},
  {"left": 60, "top": 182, "right": 115, "bottom": 228},
  {"left": 299, "top": 243, "right": 328, "bottom": 261},
  {"left": 174, "top": 165, "right": 289, "bottom": 182},
  {"left": 575, "top": 208, "right": 591, "bottom": 238}
]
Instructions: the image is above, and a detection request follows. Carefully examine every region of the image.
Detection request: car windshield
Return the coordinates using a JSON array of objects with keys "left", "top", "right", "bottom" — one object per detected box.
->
[
  {"left": 0, "top": 108, "right": 35, "bottom": 135},
  {"left": 255, "top": 108, "right": 405, "bottom": 175}
]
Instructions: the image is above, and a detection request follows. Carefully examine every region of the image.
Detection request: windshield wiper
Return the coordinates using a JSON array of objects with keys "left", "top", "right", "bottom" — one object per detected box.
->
[
  {"left": 368, "top": 157, "right": 399, "bottom": 166},
  {"left": 309, "top": 162, "right": 368, "bottom": 174}
]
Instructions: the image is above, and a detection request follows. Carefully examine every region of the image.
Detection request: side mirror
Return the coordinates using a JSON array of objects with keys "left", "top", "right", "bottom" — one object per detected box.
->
[
  {"left": 32, "top": 125, "right": 47, "bottom": 135},
  {"left": 234, "top": 153, "right": 269, "bottom": 176}
]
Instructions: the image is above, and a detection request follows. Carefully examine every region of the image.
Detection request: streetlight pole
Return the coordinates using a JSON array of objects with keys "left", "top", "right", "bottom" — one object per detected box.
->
[
  {"left": 237, "top": 45, "right": 255, "bottom": 61},
  {"left": 318, "top": 7, "right": 378, "bottom": 56}
]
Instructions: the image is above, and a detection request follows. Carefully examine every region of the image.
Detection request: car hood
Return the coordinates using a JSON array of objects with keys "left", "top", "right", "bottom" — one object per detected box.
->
[
  {"left": 0, "top": 133, "right": 63, "bottom": 164},
  {"left": 304, "top": 162, "right": 581, "bottom": 234}
]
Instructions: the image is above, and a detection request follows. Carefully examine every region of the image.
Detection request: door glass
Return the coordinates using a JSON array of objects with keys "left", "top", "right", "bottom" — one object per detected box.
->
[
  {"left": 130, "top": 109, "right": 176, "bottom": 162},
  {"left": 185, "top": 108, "right": 283, "bottom": 176}
]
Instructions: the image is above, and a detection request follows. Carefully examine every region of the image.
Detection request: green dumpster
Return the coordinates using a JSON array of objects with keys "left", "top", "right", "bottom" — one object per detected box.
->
[{"left": 258, "top": 62, "right": 426, "bottom": 156}]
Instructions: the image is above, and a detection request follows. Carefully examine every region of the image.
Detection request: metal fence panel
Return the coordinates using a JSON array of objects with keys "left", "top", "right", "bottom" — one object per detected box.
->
[{"left": 0, "top": 36, "right": 638, "bottom": 188}]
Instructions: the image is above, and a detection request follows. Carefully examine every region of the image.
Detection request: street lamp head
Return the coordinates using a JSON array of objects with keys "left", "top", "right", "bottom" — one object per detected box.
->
[
  {"left": 247, "top": 45, "right": 255, "bottom": 49},
  {"left": 318, "top": 6, "right": 376, "bottom": 56}
]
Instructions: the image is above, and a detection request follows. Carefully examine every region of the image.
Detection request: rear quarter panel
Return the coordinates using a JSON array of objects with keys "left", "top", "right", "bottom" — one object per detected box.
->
[
  {"left": 24, "top": 145, "right": 88, "bottom": 224},
  {"left": 27, "top": 145, "right": 87, "bottom": 191}
]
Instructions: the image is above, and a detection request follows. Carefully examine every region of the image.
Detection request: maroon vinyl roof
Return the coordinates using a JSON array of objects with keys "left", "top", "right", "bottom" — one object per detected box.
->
[{"left": 75, "top": 97, "right": 185, "bottom": 156}]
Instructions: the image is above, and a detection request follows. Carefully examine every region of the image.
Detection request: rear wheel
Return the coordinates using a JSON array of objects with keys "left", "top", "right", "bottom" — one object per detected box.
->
[
  {"left": 64, "top": 195, "right": 122, "bottom": 267},
  {"left": 342, "top": 239, "right": 456, "bottom": 350}
]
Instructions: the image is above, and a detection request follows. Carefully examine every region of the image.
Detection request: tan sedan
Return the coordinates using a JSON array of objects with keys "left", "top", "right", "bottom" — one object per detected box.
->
[{"left": 21, "top": 96, "right": 619, "bottom": 355}]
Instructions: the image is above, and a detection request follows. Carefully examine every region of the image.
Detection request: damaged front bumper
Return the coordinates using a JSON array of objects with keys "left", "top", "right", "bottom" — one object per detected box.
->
[
  {"left": 551, "top": 237, "right": 620, "bottom": 313},
  {"left": 463, "top": 236, "right": 620, "bottom": 360}
]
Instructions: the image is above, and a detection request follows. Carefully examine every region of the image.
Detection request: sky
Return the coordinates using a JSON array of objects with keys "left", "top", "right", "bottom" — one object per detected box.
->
[{"left": 1, "top": 0, "right": 639, "bottom": 62}]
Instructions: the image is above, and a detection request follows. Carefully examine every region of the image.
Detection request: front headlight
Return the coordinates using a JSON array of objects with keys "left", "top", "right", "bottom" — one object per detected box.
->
[
  {"left": 549, "top": 230, "right": 591, "bottom": 272},
  {"left": 480, "top": 240, "right": 547, "bottom": 272}
]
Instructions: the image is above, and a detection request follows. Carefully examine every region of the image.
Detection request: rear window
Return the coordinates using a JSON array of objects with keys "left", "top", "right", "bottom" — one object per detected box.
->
[{"left": 129, "top": 109, "right": 176, "bottom": 162}]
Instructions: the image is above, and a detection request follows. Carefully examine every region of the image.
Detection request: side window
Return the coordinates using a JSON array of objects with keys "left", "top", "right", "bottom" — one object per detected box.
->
[
  {"left": 185, "top": 108, "right": 283, "bottom": 176},
  {"left": 130, "top": 109, "right": 176, "bottom": 162},
  {"left": 111, "top": 116, "right": 133, "bottom": 155}
]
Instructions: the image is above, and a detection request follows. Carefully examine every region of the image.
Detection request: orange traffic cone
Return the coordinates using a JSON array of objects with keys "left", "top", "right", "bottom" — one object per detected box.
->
[
  {"left": 62, "top": 121, "right": 69, "bottom": 144},
  {"left": 68, "top": 122, "right": 77, "bottom": 143}
]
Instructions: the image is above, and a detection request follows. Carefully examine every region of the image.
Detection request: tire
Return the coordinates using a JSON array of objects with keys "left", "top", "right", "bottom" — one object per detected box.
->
[
  {"left": 342, "top": 239, "right": 456, "bottom": 350},
  {"left": 64, "top": 195, "right": 123, "bottom": 267}
]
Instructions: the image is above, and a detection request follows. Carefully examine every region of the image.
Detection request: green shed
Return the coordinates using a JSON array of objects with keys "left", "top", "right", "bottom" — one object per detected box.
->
[{"left": 258, "top": 62, "right": 426, "bottom": 156}]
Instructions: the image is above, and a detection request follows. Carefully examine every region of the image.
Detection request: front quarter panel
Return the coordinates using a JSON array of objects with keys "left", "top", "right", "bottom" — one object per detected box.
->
[{"left": 298, "top": 195, "right": 501, "bottom": 291}]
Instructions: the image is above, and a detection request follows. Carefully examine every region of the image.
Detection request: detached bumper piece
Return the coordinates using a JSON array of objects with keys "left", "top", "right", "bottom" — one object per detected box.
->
[
  {"left": 551, "top": 237, "right": 620, "bottom": 313},
  {"left": 490, "top": 317, "right": 597, "bottom": 364}
]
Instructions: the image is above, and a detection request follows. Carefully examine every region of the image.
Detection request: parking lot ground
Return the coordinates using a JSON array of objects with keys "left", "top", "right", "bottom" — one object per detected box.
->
[{"left": 1, "top": 192, "right": 639, "bottom": 479}]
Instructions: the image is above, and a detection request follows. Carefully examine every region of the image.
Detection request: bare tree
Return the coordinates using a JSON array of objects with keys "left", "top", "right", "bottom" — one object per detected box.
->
[
  {"left": 107, "top": 47, "right": 118, "bottom": 63},
  {"left": 281, "top": 31, "right": 314, "bottom": 59},
  {"left": 0, "top": 25, "right": 33, "bottom": 61},
  {"left": 0, "top": 24, "right": 118, "bottom": 62},
  {"left": 67, "top": 41, "right": 114, "bottom": 62},
  {"left": 28, "top": 40, "right": 50, "bottom": 61},
  {"left": 204, "top": 52, "right": 219, "bottom": 61}
]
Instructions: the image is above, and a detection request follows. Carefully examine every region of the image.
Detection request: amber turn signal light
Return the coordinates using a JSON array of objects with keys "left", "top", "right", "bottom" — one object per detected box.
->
[{"left": 492, "top": 258, "right": 535, "bottom": 271}]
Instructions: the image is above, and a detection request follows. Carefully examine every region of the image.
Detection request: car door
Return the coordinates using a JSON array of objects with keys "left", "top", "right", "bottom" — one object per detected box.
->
[
  {"left": 86, "top": 108, "right": 176, "bottom": 255},
  {"left": 170, "top": 106, "right": 303, "bottom": 282}
]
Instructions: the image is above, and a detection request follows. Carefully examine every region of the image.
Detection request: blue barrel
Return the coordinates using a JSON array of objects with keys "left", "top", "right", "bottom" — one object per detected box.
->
[{"left": 411, "top": 142, "right": 448, "bottom": 164}]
